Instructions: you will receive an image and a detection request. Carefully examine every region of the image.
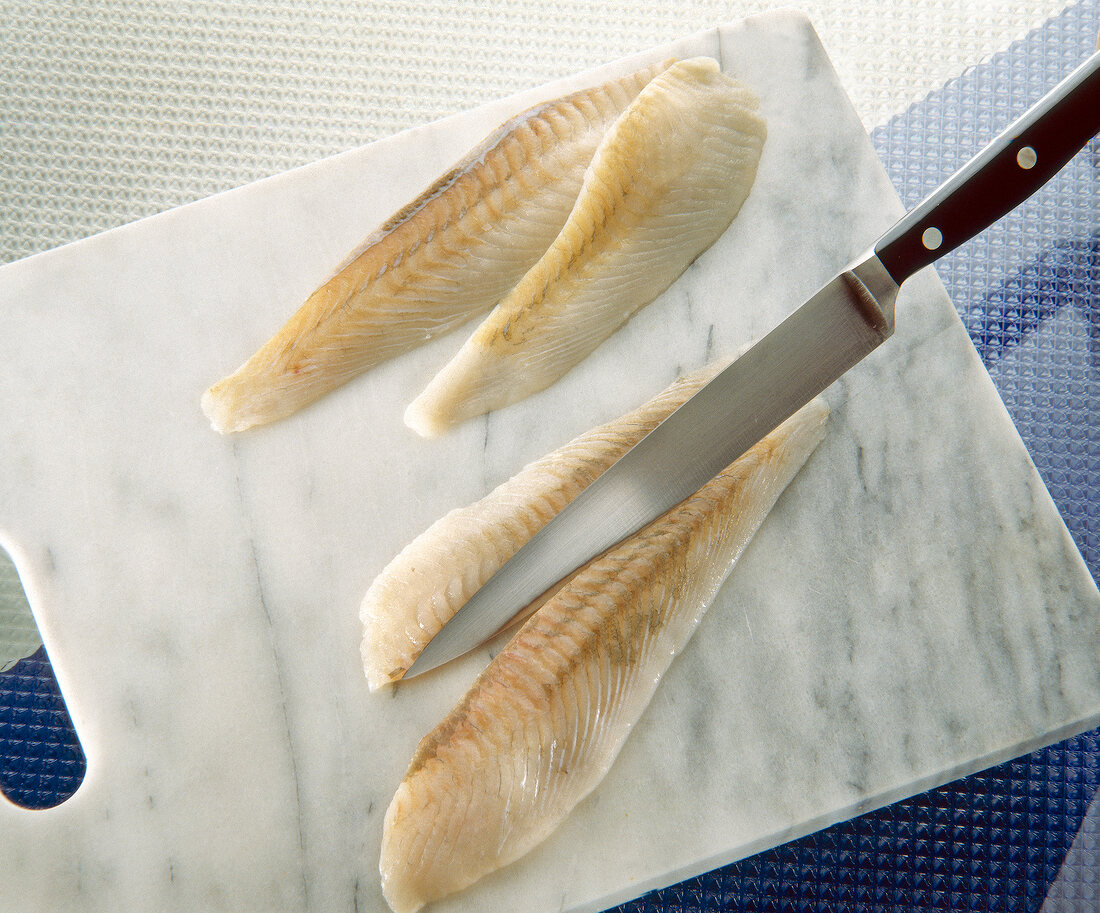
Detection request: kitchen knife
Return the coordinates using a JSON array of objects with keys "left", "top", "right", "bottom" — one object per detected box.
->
[{"left": 404, "top": 47, "right": 1100, "bottom": 680}]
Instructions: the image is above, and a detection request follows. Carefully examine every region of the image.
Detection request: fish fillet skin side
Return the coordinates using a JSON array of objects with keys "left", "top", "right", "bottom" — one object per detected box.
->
[
  {"left": 360, "top": 363, "right": 724, "bottom": 691},
  {"left": 201, "top": 60, "right": 672, "bottom": 434},
  {"left": 379, "top": 398, "right": 828, "bottom": 913},
  {"left": 405, "top": 58, "right": 766, "bottom": 437}
]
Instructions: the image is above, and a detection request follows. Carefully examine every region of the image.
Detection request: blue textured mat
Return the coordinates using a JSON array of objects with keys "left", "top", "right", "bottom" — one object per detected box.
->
[
  {"left": 0, "top": 646, "right": 85, "bottom": 809},
  {"left": 1, "top": 2, "right": 1097, "bottom": 910}
]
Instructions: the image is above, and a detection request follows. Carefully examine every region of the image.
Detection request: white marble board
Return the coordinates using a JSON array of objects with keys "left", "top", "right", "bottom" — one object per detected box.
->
[{"left": 0, "top": 11, "right": 1097, "bottom": 913}]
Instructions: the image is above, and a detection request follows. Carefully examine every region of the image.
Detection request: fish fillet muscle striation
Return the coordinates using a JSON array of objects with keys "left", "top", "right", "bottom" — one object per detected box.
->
[
  {"left": 405, "top": 58, "right": 767, "bottom": 437},
  {"left": 360, "top": 364, "right": 723, "bottom": 691},
  {"left": 379, "top": 397, "right": 828, "bottom": 913},
  {"left": 201, "top": 60, "right": 671, "bottom": 433}
]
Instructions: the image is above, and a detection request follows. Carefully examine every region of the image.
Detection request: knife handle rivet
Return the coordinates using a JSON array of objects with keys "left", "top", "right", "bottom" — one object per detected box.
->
[
  {"left": 921, "top": 226, "right": 943, "bottom": 251},
  {"left": 1016, "top": 145, "right": 1038, "bottom": 169}
]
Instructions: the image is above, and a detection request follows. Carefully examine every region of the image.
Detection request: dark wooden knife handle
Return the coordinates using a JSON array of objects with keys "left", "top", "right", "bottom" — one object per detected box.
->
[{"left": 875, "top": 49, "right": 1100, "bottom": 285}]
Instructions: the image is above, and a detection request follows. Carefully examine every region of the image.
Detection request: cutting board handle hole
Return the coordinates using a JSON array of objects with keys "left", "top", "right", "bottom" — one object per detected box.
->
[{"left": 0, "top": 543, "right": 86, "bottom": 809}]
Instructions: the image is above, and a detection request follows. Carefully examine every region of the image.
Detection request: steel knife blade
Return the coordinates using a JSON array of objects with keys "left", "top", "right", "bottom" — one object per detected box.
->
[{"left": 404, "top": 46, "right": 1100, "bottom": 680}]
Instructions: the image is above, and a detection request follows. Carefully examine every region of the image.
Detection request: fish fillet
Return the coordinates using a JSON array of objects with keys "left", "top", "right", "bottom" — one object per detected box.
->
[
  {"left": 379, "top": 397, "right": 828, "bottom": 913},
  {"left": 201, "top": 60, "right": 672, "bottom": 433},
  {"left": 404, "top": 58, "right": 766, "bottom": 437},
  {"left": 360, "top": 363, "right": 724, "bottom": 691}
]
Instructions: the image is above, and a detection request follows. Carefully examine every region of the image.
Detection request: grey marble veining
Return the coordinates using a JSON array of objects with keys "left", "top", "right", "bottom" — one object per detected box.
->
[{"left": 0, "top": 12, "right": 1096, "bottom": 913}]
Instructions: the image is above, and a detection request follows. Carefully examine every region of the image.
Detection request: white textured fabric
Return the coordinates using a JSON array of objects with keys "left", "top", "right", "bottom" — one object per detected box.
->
[
  {"left": 0, "top": 0, "right": 1069, "bottom": 265},
  {"left": 0, "top": 553, "right": 38, "bottom": 672}
]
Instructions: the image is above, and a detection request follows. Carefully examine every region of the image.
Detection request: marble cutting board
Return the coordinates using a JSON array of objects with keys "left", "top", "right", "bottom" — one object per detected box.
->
[{"left": 0, "top": 11, "right": 1097, "bottom": 913}]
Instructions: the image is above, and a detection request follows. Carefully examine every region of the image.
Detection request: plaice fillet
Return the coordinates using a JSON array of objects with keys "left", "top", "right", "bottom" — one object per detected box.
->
[
  {"left": 379, "top": 397, "right": 828, "bottom": 913},
  {"left": 404, "top": 57, "right": 766, "bottom": 437},
  {"left": 200, "top": 58, "right": 672, "bottom": 433},
  {"left": 360, "top": 362, "right": 724, "bottom": 691}
]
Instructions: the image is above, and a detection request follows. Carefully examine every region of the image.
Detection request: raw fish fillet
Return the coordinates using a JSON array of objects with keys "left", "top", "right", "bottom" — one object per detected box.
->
[
  {"left": 201, "top": 59, "right": 671, "bottom": 433},
  {"left": 360, "top": 363, "right": 723, "bottom": 691},
  {"left": 379, "top": 397, "right": 828, "bottom": 913},
  {"left": 404, "top": 58, "right": 766, "bottom": 437}
]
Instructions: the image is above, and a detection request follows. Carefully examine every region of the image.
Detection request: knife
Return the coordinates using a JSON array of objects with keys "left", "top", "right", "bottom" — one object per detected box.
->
[{"left": 404, "top": 47, "right": 1100, "bottom": 680}]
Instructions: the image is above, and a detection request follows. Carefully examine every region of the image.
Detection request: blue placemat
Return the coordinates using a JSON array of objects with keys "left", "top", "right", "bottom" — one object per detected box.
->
[
  {"left": 1, "top": 2, "right": 1097, "bottom": 909},
  {"left": 0, "top": 646, "right": 84, "bottom": 809}
]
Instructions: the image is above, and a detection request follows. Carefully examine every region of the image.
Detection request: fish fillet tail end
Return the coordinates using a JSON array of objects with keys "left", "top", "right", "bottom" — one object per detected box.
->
[
  {"left": 404, "top": 342, "right": 506, "bottom": 437},
  {"left": 201, "top": 380, "right": 246, "bottom": 435},
  {"left": 201, "top": 361, "right": 300, "bottom": 434},
  {"left": 402, "top": 395, "right": 443, "bottom": 439}
]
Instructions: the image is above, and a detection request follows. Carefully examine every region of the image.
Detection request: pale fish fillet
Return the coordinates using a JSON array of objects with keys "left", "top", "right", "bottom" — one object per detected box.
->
[
  {"left": 379, "top": 397, "right": 828, "bottom": 913},
  {"left": 404, "top": 58, "right": 766, "bottom": 437},
  {"left": 201, "top": 60, "right": 672, "bottom": 434},
  {"left": 360, "top": 362, "right": 724, "bottom": 692}
]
